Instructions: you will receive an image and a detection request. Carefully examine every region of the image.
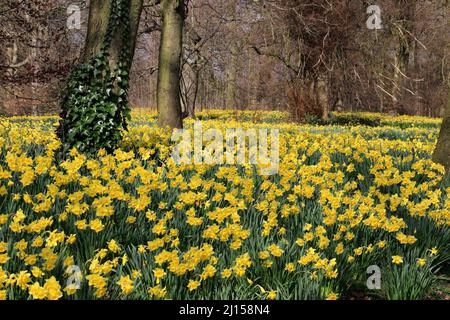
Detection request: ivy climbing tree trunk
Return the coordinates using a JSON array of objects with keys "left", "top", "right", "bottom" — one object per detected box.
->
[
  {"left": 433, "top": 89, "right": 450, "bottom": 174},
  {"left": 58, "top": 0, "right": 143, "bottom": 155},
  {"left": 157, "top": 0, "right": 184, "bottom": 129}
]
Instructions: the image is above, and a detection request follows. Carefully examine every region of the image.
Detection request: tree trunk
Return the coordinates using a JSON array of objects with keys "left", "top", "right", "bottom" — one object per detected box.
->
[
  {"left": 316, "top": 76, "right": 329, "bottom": 120},
  {"left": 391, "top": 54, "right": 401, "bottom": 109},
  {"left": 391, "top": 1, "right": 415, "bottom": 114},
  {"left": 433, "top": 89, "right": 450, "bottom": 173},
  {"left": 190, "top": 69, "right": 199, "bottom": 117},
  {"left": 58, "top": 0, "right": 144, "bottom": 154},
  {"left": 249, "top": 58, "right": 261, "bottom": 110},
  {"left": 157, "top": 0, "right": 184, "bottom": 129},
  {"left": 226, "top": 45, "right": 238, "bottom": 109},
  {"left": 84, "top": 0, "right": 143, "bottom": 68}
]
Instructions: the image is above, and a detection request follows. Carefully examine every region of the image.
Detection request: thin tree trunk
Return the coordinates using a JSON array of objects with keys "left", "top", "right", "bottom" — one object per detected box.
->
[
  {"left": 157, "top": 0, "right": 184, "bottom": 128},
  {"left": 316, "top": 75, "right": 329, "bottom": 120},
  {"left": 391, "top": 0, "right": 415, "bottom": 114},
  {"left": 391, "top": 55, "right": 401, "bottom": 112},
  {"left": 226, "top": 45, "right": 238, "bottom": 109},
  {"left": 250, "top": 59, "right": 261, "bottom": 110},
  {"left": 190, "top": 69, "right": 199, "bottom": 117}
]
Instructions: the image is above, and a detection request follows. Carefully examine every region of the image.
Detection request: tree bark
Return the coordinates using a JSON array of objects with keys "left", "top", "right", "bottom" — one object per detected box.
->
[
  {"left": 84, "top": 0, "right": 143, "bottom": 68},
  {"left": 226, "top": 45, "right": 238, "bottom": 109},
  {"left": 316, "top": 75, "right": 329, "bottom": 120},
  {"left": 391, "top": 54, "right": 401, "bottom": 109},
  {"left": 433, "top": 89, "right": 450, "bottom": 173},
  {"left": 157, "top": 0, "right": 184, "bottom": 128},
  {"left": 391, "top": 0, "right": 415, "bottom": 113},
  {"left": 57, "top": 0, "right": 144, "bottom": 154},
  {"left": 190, "top": 69, "right": 199, "bottom": 117}
]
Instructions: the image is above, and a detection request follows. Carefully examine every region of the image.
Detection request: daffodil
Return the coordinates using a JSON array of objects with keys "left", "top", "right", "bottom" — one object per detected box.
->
[{"left": 392, "top": 255, "right": 403, "bottom": 265}]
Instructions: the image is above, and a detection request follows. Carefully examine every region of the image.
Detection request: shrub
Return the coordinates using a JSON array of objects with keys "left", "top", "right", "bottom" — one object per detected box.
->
[{"left": 306, "top": 114, "right": 381, "bottom": 127}]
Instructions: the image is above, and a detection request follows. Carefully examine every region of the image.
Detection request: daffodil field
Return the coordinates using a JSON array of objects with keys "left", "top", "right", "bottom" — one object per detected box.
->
[{"left": 0, "top": 110, "right": 449, "bottom": 300}]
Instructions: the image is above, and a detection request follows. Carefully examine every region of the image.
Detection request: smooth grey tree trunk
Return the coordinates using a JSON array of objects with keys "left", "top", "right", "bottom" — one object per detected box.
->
[{"left": 157, "top": 0, "right": 184, "bottom": 128}]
